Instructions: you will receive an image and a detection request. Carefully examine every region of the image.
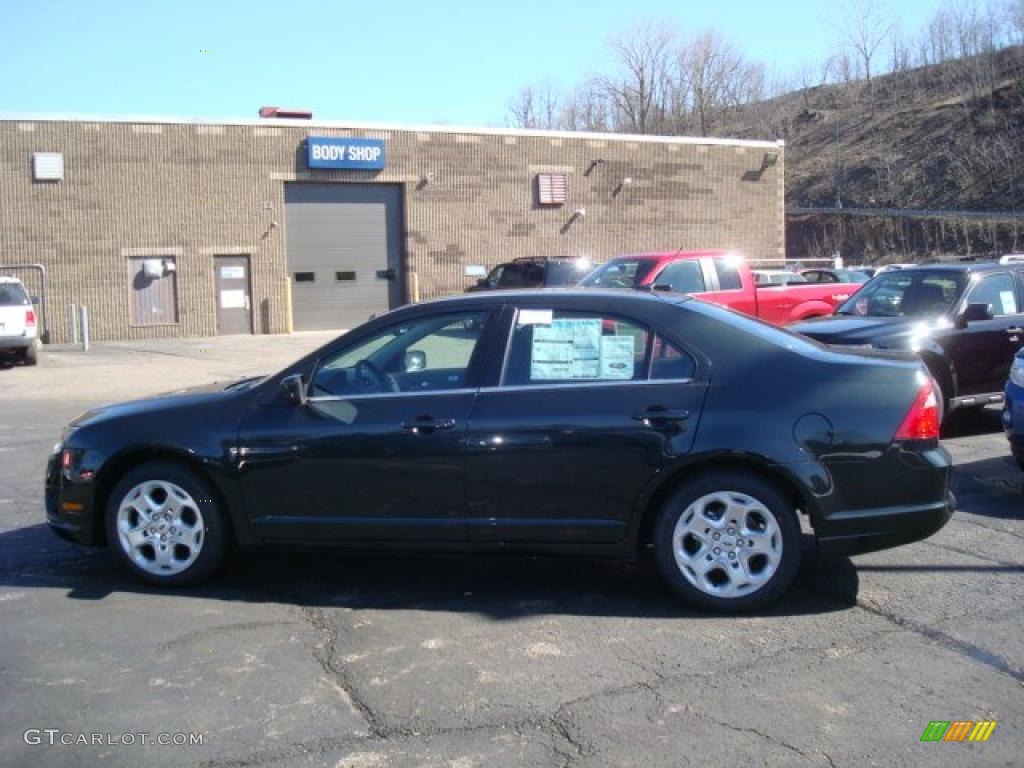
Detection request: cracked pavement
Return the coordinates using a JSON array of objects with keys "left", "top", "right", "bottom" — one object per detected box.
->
[{"left": 0, "top": 336, "right": 1021, "bottom": 767}]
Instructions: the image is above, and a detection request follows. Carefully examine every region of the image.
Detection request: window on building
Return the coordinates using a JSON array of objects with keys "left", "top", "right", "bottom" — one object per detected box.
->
[
  {"left": 335, "top": 271, "right": 357, "bottom": 282},
  {"left": 294, "top": 272, "right": 315, "bottom": 283},
  {"left": 129, "top": 257, "right": 179, "bottom": 326},
  {"left": 537, "top": 174, "right": 567, "bottom": 205}
]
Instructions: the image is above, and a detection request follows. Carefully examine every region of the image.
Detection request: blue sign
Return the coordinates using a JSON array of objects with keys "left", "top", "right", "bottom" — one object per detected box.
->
[{"left": 307, "top": 137, "right": 386, "bottom": 170}]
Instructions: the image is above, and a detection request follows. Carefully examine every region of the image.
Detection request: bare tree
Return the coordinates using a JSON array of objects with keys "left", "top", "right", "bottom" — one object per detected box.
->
[
  {"left": 593, "top": 20, "right": 676, "bottom": 134},
  {"left": 836, "top": 0, "right": 893, "bottom": 85},
  {"left": 505, "top": 81, "right": 563, "bottom": 129}
]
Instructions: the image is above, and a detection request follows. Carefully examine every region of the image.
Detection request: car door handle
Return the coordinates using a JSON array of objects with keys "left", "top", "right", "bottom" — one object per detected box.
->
[
  {"left": 402, "top": 416, "right": 457, "bottom": 434},
  {"left": 632, "top": 407, "right": 691, "bottom": 426},
  {"left": 1006, "top": 327, "right": 1024, "bottom": 334}
]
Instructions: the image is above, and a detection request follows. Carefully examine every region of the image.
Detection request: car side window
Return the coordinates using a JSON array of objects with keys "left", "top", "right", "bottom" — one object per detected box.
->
[
  {"left": 713, "top": 259, "right": 743, "bottom": 290},
  {"left": 967, "top": 273, "right": 1018, "bottom": 316},
  {"left": 311, "top": 312, "right": 488, "bottom": 397},
  {"left": 654, "top": 261, "right": 706, "bottom": 293},
  {"left": 650, "top": 335, "right": 696, "bottom": 380},
  {"left": 503, "top": 310, "right": 650, "bottom": 386}
]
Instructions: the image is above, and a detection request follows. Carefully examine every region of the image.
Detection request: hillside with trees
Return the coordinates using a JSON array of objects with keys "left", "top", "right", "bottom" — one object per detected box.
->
[{"left": 505, "top": 1, "right": 1024, "bottom": 262}]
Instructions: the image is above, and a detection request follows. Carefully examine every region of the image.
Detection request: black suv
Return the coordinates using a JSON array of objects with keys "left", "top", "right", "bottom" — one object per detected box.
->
[
  {"left": 791, "top": 261, "right": 1024, "bottom": 414},
  {"left": 466, "top": 257, "right": 593, "bottom": 291}
]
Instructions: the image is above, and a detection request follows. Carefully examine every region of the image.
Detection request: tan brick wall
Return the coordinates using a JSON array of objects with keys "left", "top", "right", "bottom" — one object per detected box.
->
[{"left": 0, "top": 118, "right": 784, "bottom": 342}]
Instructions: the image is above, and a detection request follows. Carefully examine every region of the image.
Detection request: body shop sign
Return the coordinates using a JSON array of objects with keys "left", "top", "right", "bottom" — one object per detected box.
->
[{"left": 307, "top": 137, "right": 385, "bottom": 170}]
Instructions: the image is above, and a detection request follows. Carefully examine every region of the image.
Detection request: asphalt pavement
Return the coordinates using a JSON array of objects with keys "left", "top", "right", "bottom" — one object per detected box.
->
[{"left": 0, "top": 336, "right": 1021, "bottom": 768}]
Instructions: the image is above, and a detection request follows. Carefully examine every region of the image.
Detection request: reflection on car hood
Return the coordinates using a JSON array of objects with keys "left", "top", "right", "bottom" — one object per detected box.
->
[
  {"left": 68, "top": 376, "right": 265, "bottom": 430},
  {"left": 789, "top": 315, "right": 922, "bottom": 345}
]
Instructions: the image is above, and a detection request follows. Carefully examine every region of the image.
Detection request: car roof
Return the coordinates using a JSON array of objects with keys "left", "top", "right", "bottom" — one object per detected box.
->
[
  {"left": 607, "top": 250, "right": 730, "bottom": 261},
  {"left": 405, "top": 287, "right": 687, "bottom": 312},
  {"left": 880, "top": 261, "right": 1012, "bottom": 273}
]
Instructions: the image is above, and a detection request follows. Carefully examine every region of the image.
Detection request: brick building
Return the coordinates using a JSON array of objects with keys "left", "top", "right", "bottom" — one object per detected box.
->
[{"left": 0, "top": 114, "right": 785, "bottom": 342}]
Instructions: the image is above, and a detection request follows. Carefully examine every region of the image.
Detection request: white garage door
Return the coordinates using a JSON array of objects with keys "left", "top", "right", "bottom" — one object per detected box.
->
[{"left": 284, "top": 183, "right": 404, "bottom": 331}]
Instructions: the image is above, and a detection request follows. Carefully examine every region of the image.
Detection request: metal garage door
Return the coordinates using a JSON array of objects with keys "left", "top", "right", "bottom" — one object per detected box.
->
[{"left": 284, "top": 183, "right": 404, "bottom": 331}]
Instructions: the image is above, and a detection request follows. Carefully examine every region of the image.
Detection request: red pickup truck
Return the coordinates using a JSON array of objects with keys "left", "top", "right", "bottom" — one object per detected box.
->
[{"left": 579, "top": 250, "right": 861, "bottom": 325}]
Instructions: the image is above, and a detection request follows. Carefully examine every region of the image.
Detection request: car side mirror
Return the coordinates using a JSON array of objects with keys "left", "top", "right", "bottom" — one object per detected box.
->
[
  {"left": 959, "top": 302, "right": 992, "bottom": 326},
  {"left": 281, "top": 373, "right": 307, "bottom": 405},
  {"left": 404, "top": 350, "right": 426, "bottom": 372},
  {"left": 476, "top": 278, "right": 487, "bottom": 287}
]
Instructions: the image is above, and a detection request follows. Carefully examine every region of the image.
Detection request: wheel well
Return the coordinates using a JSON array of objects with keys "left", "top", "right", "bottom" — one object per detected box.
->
[
  {"left": 92, "top": 448, "right": 232, "bottom": 547},
  {"left": 635, "top": 457, "right": 810, "bottom": 554}
]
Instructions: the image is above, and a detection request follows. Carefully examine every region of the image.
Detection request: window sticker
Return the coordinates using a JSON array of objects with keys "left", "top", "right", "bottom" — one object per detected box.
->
[
  {"left": 1000, "top": 290, "right": 1017, "bottom": 315},
  {"left": 518, "top": 309, "right": 553, "bottom": 326},
  {"left": 530, "top": 318, "right": 603, "bottom": 380},
  {"left": 599, "top": 336, "right": 636, "bottom": 379}
]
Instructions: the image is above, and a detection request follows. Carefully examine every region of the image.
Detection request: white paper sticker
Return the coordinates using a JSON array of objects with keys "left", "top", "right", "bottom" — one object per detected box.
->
[
  {"left": 518, "top": 309, "right": 553, "bottom": 326},
  {"left": 530, "top": 318, "right": 602, "bottom": 380},
  {"left": 1000, "top": 290, "right": 1017, "bottom": 315},
  {"left": 600, "top": 336, "right": 636, "bottom": 379},
  {"left": 220, "top": 289, "right": 246, "bottom": 309},
  {"left": 464, "top": 265, "right": 487, "bottom": 277},
  {"left": 220, "top": 265, "right": 245, "bottom": 279}
]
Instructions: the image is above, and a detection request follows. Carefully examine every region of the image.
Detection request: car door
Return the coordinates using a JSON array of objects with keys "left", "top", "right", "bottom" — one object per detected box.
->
[
  {"left": 238, "top": 309, "right": 494, "bottom": 542},
  {"left": 954, "top": 271, "right": 1024, "bottom": 395},
  {"left": 465, "top": 304, "right": 708, "bottom": 544}
]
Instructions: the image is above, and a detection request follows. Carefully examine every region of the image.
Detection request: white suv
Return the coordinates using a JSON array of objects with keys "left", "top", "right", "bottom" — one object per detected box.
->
[{"left": 0, "top": 277, "right": 39, "bottom": 366}]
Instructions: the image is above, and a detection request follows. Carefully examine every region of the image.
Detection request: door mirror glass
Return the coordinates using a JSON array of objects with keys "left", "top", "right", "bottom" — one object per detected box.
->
[
  {"left": 281, "top": 373, "right": 307, "bottom": 405},
  {"left": 961, "top": 302, "right": 993, "bottom": 325},
  {"left": 404, "top": 350, "right": 427, "bottom": 372}
]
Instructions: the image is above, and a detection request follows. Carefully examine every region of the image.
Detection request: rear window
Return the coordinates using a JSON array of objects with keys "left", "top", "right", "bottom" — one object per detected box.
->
[
  {"left": 0, "top": 283, "right": 29, "bottom": 306},
  {"left": 579, "top": 258, "right": 658, "bottom": 289}
]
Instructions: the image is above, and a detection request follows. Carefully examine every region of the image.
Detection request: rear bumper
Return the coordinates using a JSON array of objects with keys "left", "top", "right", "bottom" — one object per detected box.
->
[
  {"left": 0, "top": 336, "right": 34, "bottom": 350},
  {"left": 815, "top": 493, "right": 955, "bottom": 557}
]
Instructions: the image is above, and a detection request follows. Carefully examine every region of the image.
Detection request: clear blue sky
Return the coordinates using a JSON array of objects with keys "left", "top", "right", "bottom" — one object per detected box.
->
[{"left": 2, "top": 0, "right": 946, "bottom": 126}]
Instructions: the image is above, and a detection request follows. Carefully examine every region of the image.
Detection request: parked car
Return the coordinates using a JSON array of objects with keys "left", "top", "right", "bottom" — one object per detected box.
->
[
  {"left": 1002, "top": 350, "right": 1024, "bottom": 469},
  {"left": 791, "top": 261, "right": 1024, "bottom": 415},
  {"left": 0, "top": 276, "right": 39, "bottom": 366},
  {"left": 466, "top": 257, "right": 593, "bottom": 291},
  {"left": 47, "top": 289, "right": 952, "bottom": 612},
  {"left": 752, "top": 270, "right": 807, "bottom": 286},
  {"left": 800, "top": 268, "right": 872, "bottom": 284},
  {"left": 579, "top": 251, "right": 862, "bottom": 325}
]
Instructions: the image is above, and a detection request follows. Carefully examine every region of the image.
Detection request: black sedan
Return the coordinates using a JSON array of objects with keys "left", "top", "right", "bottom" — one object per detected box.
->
[{"left": 46, "top": 290, "right": 953, "bottom": 612}]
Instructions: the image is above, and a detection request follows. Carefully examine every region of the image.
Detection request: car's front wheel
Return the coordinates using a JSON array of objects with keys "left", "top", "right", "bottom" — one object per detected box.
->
[
  {"left": 105, "top": 461, "right": 226, "bottom": 586},
  {"left": 653, "top": 471, "right": 801, "bottom": 612}
]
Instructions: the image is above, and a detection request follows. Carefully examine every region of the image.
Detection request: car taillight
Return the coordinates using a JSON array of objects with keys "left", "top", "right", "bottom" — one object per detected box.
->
[
  {"left": 25, "top": 308, "right": 36, "bottom": 328},
  {"left": 894, "top": 376, "right": 940, "bottom": 441}
]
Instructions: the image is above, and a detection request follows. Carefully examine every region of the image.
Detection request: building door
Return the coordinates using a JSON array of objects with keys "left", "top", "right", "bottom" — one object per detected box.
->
[
  {"left": 284, "top": 183, "right": 405, "bottom": 332},
  {"left": 214, "top": 255, "right": 253, "bottom": 335}
]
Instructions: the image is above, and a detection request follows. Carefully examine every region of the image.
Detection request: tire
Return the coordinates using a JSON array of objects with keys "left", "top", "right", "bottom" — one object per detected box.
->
[
  {"left": 21, "top": 345, "right": 38, "bottom": 366},
  {"left": 653, "top": 471, "right": 802, "bottom": 613},
  {"left": 105, "top": 461, "right": 226, "bottom": 586}
]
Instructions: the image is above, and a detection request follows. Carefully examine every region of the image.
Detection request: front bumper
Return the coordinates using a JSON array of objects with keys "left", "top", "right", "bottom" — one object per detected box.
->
[
  {"left": 816, "top": 493, "right": 955, "bottom": 557},
  {"left": 45, "top": 449, "right": 100, "bottom": 546}
]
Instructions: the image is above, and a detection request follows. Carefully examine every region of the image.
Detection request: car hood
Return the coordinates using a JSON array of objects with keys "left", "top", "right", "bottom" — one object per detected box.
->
[
  {"left": 789, "top": 315, "right": 929, "bottom": 346},
  {"left": 68, "top": 377, "right": 265, "bottom": 430}
]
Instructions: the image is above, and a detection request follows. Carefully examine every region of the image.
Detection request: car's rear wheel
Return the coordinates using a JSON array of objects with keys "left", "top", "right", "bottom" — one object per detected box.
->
[
  {"left": 653, "top": 471, "right": 801, "bottom": 612},
  {"left": 21, "top": 345, "right": 37, "bottom": 366},
  {"left": 105, "top": 461, "right": 225, "bottom": 586}
]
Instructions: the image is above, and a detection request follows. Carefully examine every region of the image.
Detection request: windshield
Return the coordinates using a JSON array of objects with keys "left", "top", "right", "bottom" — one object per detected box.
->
[
  {"left": 579, "top": 258, "right": 658, "bottom": 288},
  {"left": 836, "top": 269, "right": 967, "bottom": 318},
  {"left": 0, "top": 283, "right": 30, "bottom": 306}
]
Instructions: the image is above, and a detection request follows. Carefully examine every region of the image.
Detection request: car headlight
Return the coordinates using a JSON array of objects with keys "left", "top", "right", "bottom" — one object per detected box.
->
[{"left": 1010, "top": 358, "right": 1024, "bottom": 387}]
